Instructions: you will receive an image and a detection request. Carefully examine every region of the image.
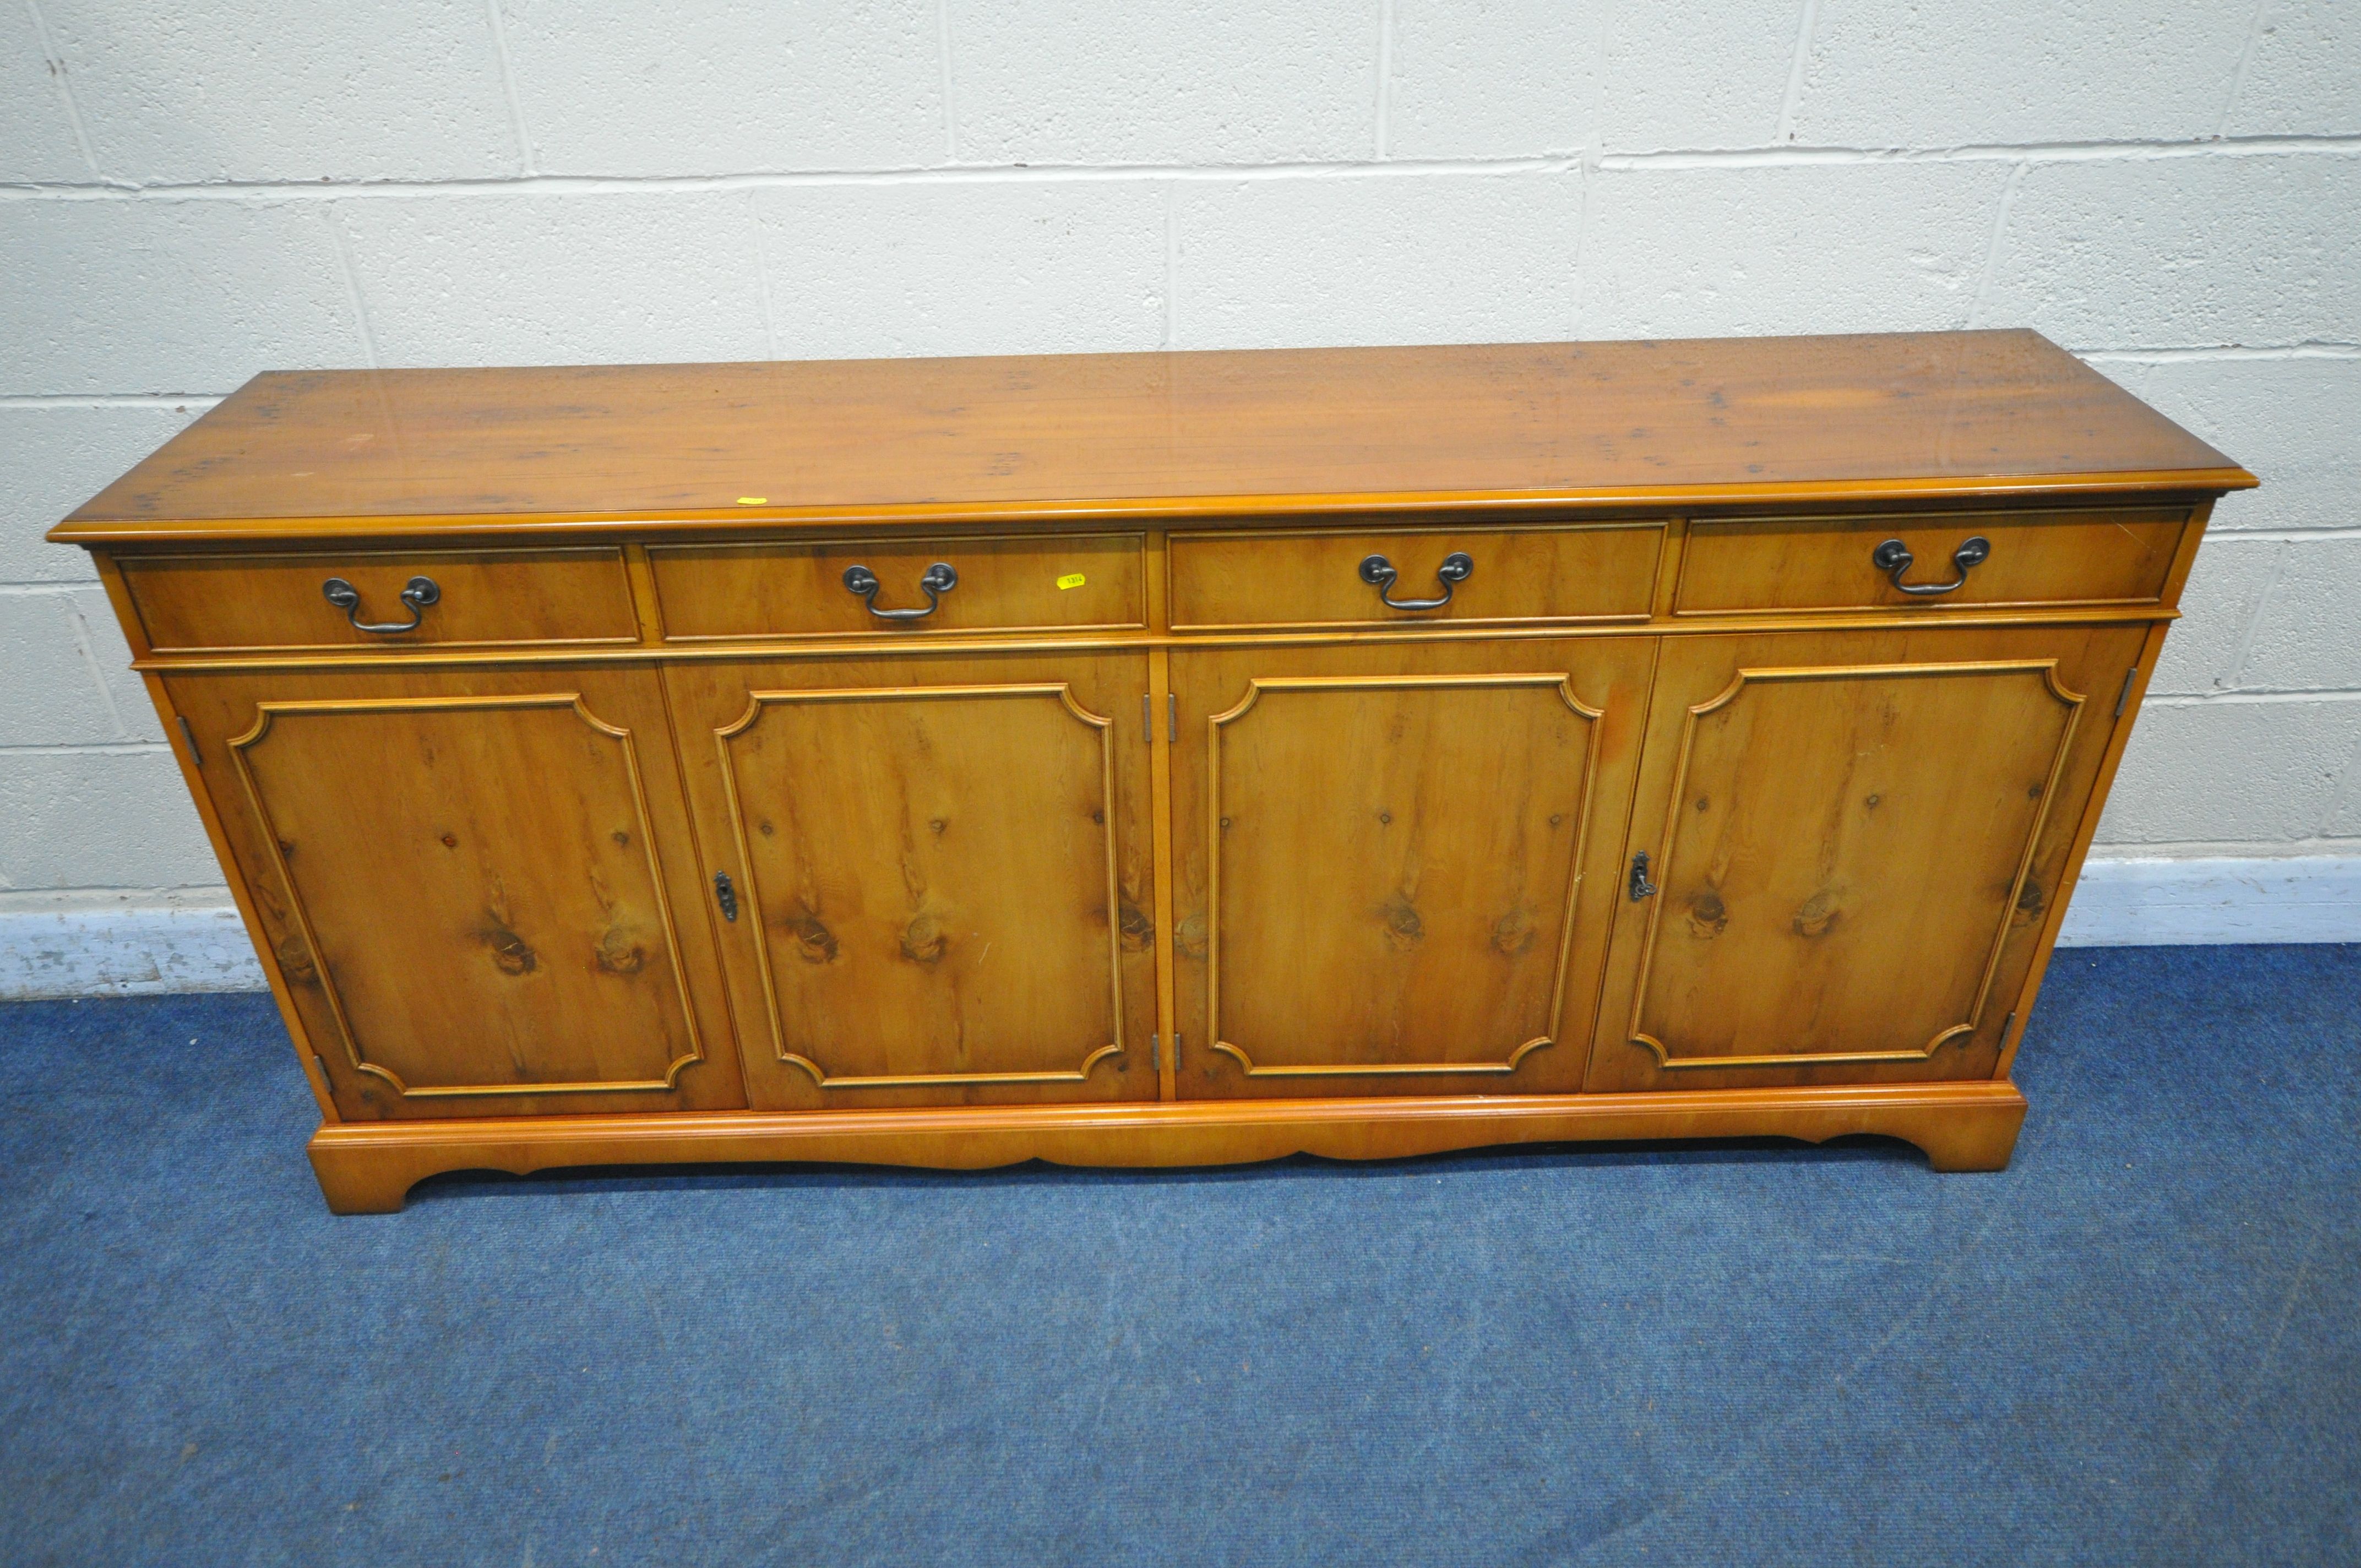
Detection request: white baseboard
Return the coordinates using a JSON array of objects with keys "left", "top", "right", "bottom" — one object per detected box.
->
[
  {"left": 0, "top": 856, "right": 2353, "bottom": 998},
  {"left": 0, "top": 904, "right": 266, "bottom": 999},
  {"left": 2056, "top": 855, "right": 2361, "bottom": 947}
]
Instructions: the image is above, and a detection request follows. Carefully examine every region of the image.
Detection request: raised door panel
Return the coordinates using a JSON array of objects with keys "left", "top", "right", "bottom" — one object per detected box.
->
[
  {"left": 165, "top": 668, "right": 743, "bottom": 1120},
  {"left": 1169, "top": 639, "right": 1656, "bottom": 1098},
  {"left": 1584, "top": 624, "right": 2147, "bottom": 1092},
  {"left": 667, "top": 652, "right": 1159, "bottom": 1109}
]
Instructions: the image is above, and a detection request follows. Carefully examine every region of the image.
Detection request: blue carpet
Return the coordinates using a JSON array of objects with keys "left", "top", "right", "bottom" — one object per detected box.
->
[{"left": 0, "top": 945, "right": 2355, "bottom": 1566}]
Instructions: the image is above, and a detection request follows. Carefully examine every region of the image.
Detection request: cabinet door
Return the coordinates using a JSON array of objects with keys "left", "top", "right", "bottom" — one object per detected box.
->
[
  {"left": 667, "top": 652, "right": 1160, "bottom": 1109},
  {"left": 166, "top": 667, "right": 743, "bottom": 1120},
  {"left": 1584, "top": 624, "right": 2147, "bottom": 1092},
  {"left": 1169, "top": 639, "right": 1656, "bottom": 1098}
]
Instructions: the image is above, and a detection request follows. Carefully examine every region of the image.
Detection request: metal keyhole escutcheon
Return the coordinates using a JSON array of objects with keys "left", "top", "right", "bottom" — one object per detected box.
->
[{"left": 1629, "top": 851, "right": 1660, "bottom": 901}]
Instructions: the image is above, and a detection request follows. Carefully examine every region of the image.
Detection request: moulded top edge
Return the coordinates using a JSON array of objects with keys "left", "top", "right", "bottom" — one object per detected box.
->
[{"left": 51, "top": 469, "right": 2255, "bottom": 549}]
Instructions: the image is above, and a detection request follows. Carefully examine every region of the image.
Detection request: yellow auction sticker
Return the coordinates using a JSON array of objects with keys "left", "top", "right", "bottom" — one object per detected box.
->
[
  {"left": 1055, "top": 573, "right": 1087, "bottom": 590},
  {"left": 736, "top": 497, "right": 768, "bottom": 505}
]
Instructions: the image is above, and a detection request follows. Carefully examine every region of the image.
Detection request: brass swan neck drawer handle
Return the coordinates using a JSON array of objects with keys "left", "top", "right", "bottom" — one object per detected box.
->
[
  {"left": 1872, "top": 535, "right": 1989, "bottom": 597},
  {"left": 843, "top": 562, "right": 958, "bottom": 620},
  {"left": 1359, "top": 551, "right": 1473, "bottom": 611},
  {"left": 323, "top": 575, "right": 439, "bottom": 634}
]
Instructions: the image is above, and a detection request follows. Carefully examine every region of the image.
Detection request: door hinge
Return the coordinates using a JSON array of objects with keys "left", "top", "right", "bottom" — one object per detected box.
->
[
  {"left": 2114, "top": 667, "right": 2139, "bottom": 718},
  {"left": 313, "top": 1053, "right": 333, "bottom": 1085},
  {"left": 1168, "top": 692, "right": 1178, "bottom": 744},
  {"left": 1150, "top": 1033, "right": 1160, "bottom": 1072},
  {"left": 2000, "top": 1010, "right": 2017, "bottom": 1048},
  {"left": 176, "top": 715, "right": 202, "bottom": 767},
  {"left": 1143, "top": 693, "right": 1152, "bottom": 744},
  {"left": 713, "top": 870, "right": 739, "bottom": 922}
]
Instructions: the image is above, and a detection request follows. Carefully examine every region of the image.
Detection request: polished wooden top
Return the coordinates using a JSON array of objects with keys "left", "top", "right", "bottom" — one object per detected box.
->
[{"left": 53, "top": 331, "right": 2250, "bottom": 543}]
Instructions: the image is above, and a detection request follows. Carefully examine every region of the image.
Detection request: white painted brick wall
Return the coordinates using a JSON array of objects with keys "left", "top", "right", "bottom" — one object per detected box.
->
[
  {"left": 2229, "top": 0, "right": 2361, "bottom": 137},
  {"left": 1173, "top": 171, "right": 1583, "bottom": 348},
  {"left": 2135, "top": 358, "right": 2361, "bottom": 533},
  {"left": 340, "top": 191, "right": 773, "bottom": 366},
  {"left": 1, "top": 2, "right": 88, "bottom": 182},
  {"left": 948, "top": 1, "right": 1375, "bottom": 165},
  {"left": 502, "top": 3, "right": 946, "bottom": 176},
  {"left": 0, "top": 750, "right": 227, "bottom": 889},
  {"left": 2, "top": 0, "right": 2357, "bottom": 954},
  {"left": 1, "top": 198, "right": 365, "bottom": 393},
  {"left": 0, "top": 402, "right": 206, "bottom": 580},
  {"left": 1791, "top": 3, "right": 2252, "bottom": 146},
  {"left": 755, "top": 180, "right": 1168, "bottom": 358},
  {"left": 2094, "top": 700, "right": 2361, "bottom": 850},
  {"left": 1383, "top": 1, "right": 1601, "bottom": 159},
  {"left": 1983, "top": 153, "right": 2361, "bottom": 350},
  {"left": 1582, "top": 161, "right": 2009, "bottom": 338},
  {"left": 39, "top": 0, "right": 519, "bottom": 182}
]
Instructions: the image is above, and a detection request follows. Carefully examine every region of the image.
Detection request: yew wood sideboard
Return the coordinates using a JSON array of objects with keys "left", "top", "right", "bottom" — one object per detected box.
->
[{"left": 50, "top": 331, "right": 2254, "bottom": 1212}]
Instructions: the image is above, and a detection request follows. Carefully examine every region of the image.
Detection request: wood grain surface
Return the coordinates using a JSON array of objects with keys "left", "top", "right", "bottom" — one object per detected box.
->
[
  {"left": 162, "top": 665, "right": 744, "bottom": 1120},
  {"left": 54, "top": 331, "right": 2248, "bottom": 541},
  {"left": 1673, "top": 506, "right": 2187, "bottom": 616},
  {"left": 121, "top": 546, "right": 640, "bottom": 652},
  {"left": 665, "top": 650, "right": 1161, "bottom": 1110},
  {"left": 1167, "top": 638, "right": 1657, "bottom": 1097},
  {"left": 1584, "top": 623, "right": 2148, "bottom": 1092},
  {"left": 305, "top": 1079, "right": 2031, "bottom": 1212},
  {"left": 1166, "top": 520, "right": 1662, "bottom": 630}
]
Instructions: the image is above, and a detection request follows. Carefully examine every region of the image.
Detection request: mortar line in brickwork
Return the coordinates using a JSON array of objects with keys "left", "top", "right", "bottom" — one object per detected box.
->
[
  {"left": 3, "top": 135, "right": 2355, "bottom": 203},
  {"left": 1596, "top": 135, "right": 2361, "bottom": 170},
  {"left": 2082, "top": 342, "right": 2361, "bottom": 362},
  {"left": 1569, "top": 142, "right": 1598, "bottom": 340},
  {"left": 2087, "top": 838, "right": 2361, "bottom": 855},
  {"left": 2318, "top": 744, "right": 2361, "bottom": 840},
  {"left": 1775, "top": 0, "right": 1821, "bottom": 144},
  {"left": 55, "top": 594, "right": 131, "bottom": 739},
  {"left": 482, "top": 0, "right": 534, "bottom": 175},
  {"left": 2201, "top": 527, "right": 2361, "bottom": 544},
  {"left": 323, "top": 207, "right": 379, "bottom": 369},
  {"left": 1966, "top": 161, "right": 2028, "bottom": 330},
  {"left": 2146, "top": 690, "right": 2361, "bottom": 710},
  {"left": 0, "top": 741, "right": 173, "bottom": 756},
  {"left": 933, "top": 0, "right": 959, "bottom": 160},
  {"left": 0, "top": 394, "right": 225, "bottom": 409},
  {"left": 2224, "top": 543, "right": 2297, "bottom": 693},
  {"left": 22, "top": 0, "right": 97, "bottom": 180},
  {"left": 1160, "top": 182, "right": 1178, "bottom": 350},
  {"left": 2216, "top": 0, "right": 2273, "bottom": 139},
  {"left": 747, "top": 188, "right": 782, "bottom": 360}
]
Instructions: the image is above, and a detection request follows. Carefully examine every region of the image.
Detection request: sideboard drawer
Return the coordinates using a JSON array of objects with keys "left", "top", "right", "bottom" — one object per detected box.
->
[
  {"left": 119, "top": 547, "right": 641, "bottom": 654},
  {"left": 1167, "top": 521, "right": 1663, "bottom": 630},
  {"left": 1673, "top": 507, "right": 2189, "bottom": 617},
  {"left": 649, "top": 533, "right": 1146, "bottom": 640}
]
